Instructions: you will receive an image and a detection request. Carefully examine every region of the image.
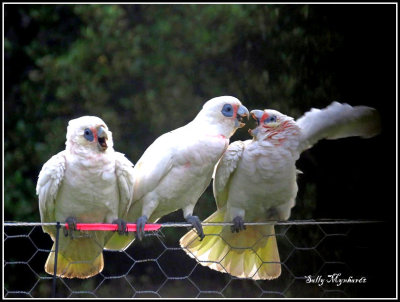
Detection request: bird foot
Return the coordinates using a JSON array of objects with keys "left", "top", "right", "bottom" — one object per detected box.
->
[
  {"left": 112, "top": 218, "right": 128, "bottom": 235},
  {"left": 136, "top": 215, "right": 148, "bottom": 241},
  {"left": 186, "top": 215, "right": 205, "bottom": 241},
  {"left": 231, "top": 216, "right": 246, "bottom": 233},
  {"left": 64, "top": 216, "right": 77, "bottom": 238}
]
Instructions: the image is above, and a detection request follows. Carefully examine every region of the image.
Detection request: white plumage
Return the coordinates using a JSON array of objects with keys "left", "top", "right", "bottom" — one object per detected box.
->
[
  {"left": 180, "top": 102, "right": 381, "bottom": 280},
  {"left": 105, "top": 96, "right": 249, "bottom": 250},
  {"left": 37, "top": 116, "right": 135, "bottom": 278},
  {"left": 297, "top": 101, "right": 381, "bottom": 152}
]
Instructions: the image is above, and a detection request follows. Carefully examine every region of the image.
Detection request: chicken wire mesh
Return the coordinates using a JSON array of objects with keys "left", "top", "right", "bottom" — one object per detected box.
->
[{"left": 3, "top": 220, "right": 394, "bottom": 298}]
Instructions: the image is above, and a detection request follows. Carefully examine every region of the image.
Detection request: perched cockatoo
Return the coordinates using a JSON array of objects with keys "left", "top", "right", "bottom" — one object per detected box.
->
[
  {"left": 36, "top": 116, "right": 135, "bottom": 278},
  {"left": 105, "top": 96, "right": 249, "bottom": 251},
  {"left": 180, "top": 102, "right": 381, "bottom": 280}
]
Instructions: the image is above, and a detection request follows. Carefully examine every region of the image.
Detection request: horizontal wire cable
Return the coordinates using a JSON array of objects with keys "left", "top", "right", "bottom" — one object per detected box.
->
[{"left": 4, "top": 219, "right": 382, "bottom": 231}]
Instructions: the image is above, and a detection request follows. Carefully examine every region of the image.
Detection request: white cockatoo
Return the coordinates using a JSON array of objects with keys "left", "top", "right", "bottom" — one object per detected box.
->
[
  {"left": 180, "top": 102, "right": 381, "bottom": 280},
  {"left": 105, "top": 96, "right": 249, "bottom": 251},
  {"left": 36, "top": 116, "right": 135, "bottom": 278}
]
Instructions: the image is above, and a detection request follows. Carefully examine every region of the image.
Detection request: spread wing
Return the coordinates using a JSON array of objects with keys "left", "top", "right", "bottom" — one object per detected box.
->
[
  {"left": 114, "top": 152, "right": 135, "bottom": 216},
  {"left": 36, "top": 151, "right": 66, "bottom": 223},
  {"left": 296, "top": 101, "right": 381, "bottom": 153},
  {"left": 213, "top": 140, "right": 245, "bottom": 209}
]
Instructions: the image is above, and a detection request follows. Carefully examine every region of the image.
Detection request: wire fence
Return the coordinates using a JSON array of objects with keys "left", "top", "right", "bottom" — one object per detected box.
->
[{"left": 3, "top": 219, "right": 391, "bottom": 298}]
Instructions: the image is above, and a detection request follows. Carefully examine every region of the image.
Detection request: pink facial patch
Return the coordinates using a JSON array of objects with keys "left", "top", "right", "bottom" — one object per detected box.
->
[
  {"left": 233, "top": 104, "right": 238, "bottom": 118},
  {"left": 260, "top": 112, "right": 269, "bottom": 124},
  {"left": 91, "top": 127, "right": 98, "bottom": 141}
]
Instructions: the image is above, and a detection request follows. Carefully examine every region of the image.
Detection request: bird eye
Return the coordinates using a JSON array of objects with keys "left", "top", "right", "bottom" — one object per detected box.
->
[
  {"left": 83, "top": 128, "right": 94, "bottom": 141},
  {"left": 264, "top": 115, "right": 277, "bottom": 124},
  {"left": 221, "top": 104, "right": 234, "bottom": 117}
]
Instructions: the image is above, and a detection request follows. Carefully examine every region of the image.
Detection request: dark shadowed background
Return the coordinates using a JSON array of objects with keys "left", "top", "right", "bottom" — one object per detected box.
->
[{"left": 4, "top": 3, "right": 396, "bottom": 298}]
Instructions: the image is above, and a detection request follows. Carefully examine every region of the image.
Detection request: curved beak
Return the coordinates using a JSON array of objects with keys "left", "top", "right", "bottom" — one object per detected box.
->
[
  {"left": 97, "top": 126, "right": 108, "bottom": 151},
  {"left": 236, "top": 105, "right": 249, "bottom": 128},
  {"left": 249, "top": 109, "right": 264, "bottom": 137},
  {"left": 250, "top": 110, "right": 264, "bottom": 126}
]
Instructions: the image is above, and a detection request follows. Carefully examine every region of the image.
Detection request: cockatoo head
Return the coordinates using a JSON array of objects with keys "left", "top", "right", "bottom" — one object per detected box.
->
[
  {"left": 196, "top": 96, "right": 249, "bottom": 137},
  {"left": 66, "top": 116, "right": 114, "bottom": 154},
  {"left": 249, "top": 109, "right": 300, "bottom": 143}
]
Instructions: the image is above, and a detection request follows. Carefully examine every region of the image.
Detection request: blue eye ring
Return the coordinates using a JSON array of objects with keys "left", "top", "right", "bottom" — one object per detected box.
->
[
  {"left": 84, "top": 128, "right": 94, "bottom": 141},
  {"left": 264, "top": 115, "right": 277, "bottom": 124},
  {"left": 221, "top": 104, "right": 234, "bottom": 117}
]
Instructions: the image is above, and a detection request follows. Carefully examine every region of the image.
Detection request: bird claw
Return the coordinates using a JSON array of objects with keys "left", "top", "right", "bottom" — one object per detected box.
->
[
  {"left": 64, "top": 216, "right": 77, "bottom": 238},
  {"left": 231, "top": 216, "right": 246, "bottom": 233},
  {"left": 112, "top": 218, "right": 128, "bottom": 235},
  {"left": 186, "top": 215, "right": 205, "bottom": 241},
  {"left": 136, "top": 215, "right": 148, "bottom": 241}
]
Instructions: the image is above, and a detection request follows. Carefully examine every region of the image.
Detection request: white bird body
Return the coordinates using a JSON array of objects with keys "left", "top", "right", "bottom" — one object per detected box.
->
[
  {"left": 37, "top": 116, "right": 135, "bottom": 278},
  {"left": 132, "top": 121, "right": 229, "bottom": 222},
  {"left": 52, "top": 151, "right": 120, "bottom": 224},
  {"left": 180, "top": 101, "right": 381, "bottom": 280},
  {"left": 105, "top": 96, "right": 249, "bottom": 250},
  {"left": 225, "top": 140, "right": 299, "bottom": 222}
]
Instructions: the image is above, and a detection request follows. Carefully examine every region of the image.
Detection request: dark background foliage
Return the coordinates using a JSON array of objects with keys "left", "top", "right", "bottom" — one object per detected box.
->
[{"left": 4, "top": 3, "right": 396, "bottom": 298}]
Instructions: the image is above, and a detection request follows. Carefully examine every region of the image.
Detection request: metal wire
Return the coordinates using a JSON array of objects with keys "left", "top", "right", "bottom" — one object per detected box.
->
[
  {"left": 3, "top": 220, "right": 385, "bottom": 298},
  {"left": 52, "top": 222, "right": 61, "bottom": 298},
  {"left": 3, "top": 219, "right": 381, "bottom": 227}
]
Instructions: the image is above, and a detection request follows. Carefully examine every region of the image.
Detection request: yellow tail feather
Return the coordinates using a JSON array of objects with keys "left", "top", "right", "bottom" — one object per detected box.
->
[
  {"left": 179, "top": 209, "right": 281, "bottom": 280},
  {"left": 45, "top": 235, "right": 104, "bottom": 279},
  {"left": 104, "top": 232, "right": 136, "bottom": 251}
]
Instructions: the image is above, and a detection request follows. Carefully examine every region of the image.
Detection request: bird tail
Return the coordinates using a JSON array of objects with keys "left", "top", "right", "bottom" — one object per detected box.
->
[
  {"left": 104, "top": 232, "right": 136, "bottom": 251},
  {"left": 45, "top": 235, "right": 104, "bottom": 279},
  {"left": 179, "top": 209, "right": 281, "bottom": 280}
]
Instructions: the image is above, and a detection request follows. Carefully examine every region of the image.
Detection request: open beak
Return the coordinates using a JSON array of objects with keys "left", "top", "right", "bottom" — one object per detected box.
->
[
  {"left": 250, "top": 110, "right": 264, "bottom": 125},
  {"left": 97, "top": 126, "right": 108, "bottom": 151},
  {"left": 248, "top": 110, "right": 264, "bottom": 136},
  {"left": 236, "top": 105, "right": 249, "bottom": 128}
]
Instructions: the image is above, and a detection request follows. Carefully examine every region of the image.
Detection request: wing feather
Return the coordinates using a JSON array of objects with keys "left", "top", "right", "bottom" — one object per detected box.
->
[
  {"left": 36, "top": 151, "right": 66, "bottom": 223},
  {"left": 213, "top": 140, "right": 245, "bottom": 209},
  {"left": 131, "top": 133, "right": 175, "bottom": 202},
  {"left": 296, "top": 101, "right": 381, "bottom": 153},
  {"left": 114, "top": 152, "right": 135, "bottom": 216}
]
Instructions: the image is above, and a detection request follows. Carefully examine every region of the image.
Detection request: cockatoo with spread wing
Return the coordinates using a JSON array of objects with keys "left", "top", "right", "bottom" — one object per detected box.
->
[
  {"left": 105, "top": 96, "right": 249, "bottom": 251},
  {"left": 36, "top": 116, "right": 135, "bottom": 278},
  {"left": 180, "top": 102, "right": 381, "bottom": 280}
]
